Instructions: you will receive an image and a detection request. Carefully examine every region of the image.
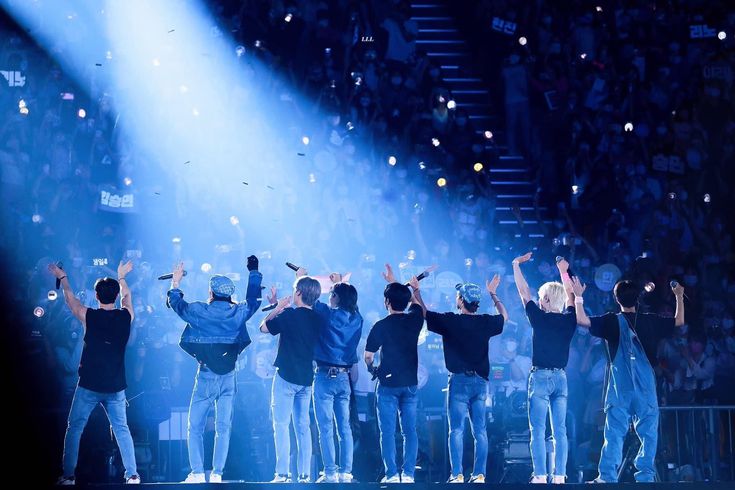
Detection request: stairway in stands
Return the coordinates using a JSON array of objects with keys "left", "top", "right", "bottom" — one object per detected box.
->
[{"left": 411, "top": 1, "right": 548, "bottom": 239}]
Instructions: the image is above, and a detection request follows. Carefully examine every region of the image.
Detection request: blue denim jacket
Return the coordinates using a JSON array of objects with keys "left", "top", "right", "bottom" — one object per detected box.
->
[
  {"left": 167, "top": 271, "right": 262, "bottom": 352},
  {"left": 313, "top": 300, "right": 363, "bottom": 366}
]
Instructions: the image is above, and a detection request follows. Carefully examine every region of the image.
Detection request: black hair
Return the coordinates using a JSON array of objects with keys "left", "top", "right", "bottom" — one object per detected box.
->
[
  {"left": 210, "top": 294, "right": 233, "bottom": 304},
  {"left": 94, "top": 277, "right": 120, "bottom": 305},
  {"left": 613, "top": 280, "right": 639, "bottom": 308},
  {"left": 463, "top": 300, "right": 480, "bottom": 313},
  {"left": 384, "top": 282, "right": 412, "bottom": 311},
  {"left": 332, "top": 283, "right": 358, "bottom": 313}
]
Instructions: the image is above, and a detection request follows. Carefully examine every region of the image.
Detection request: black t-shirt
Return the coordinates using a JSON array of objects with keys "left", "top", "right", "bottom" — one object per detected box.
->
[
  {"left": 365, "top": 304, "right": 424, "bottom": 387},
  {"left": 185, "top": 343, "right": 242, "bottom": 375},
  {"left": 267, "top": 307, "right": 322, "bottom": 386},
  {"left": 79, "top": 308, "right": 131, "bottom": 393},
  {"left": 590, "top": 312, "right": 675, "bottom": 367},
  {"left": 426, "top": 311, "right": 504, "bottom": 379},
  {"left": 525, "top": 302, "right": 577, "bottom": 368}
]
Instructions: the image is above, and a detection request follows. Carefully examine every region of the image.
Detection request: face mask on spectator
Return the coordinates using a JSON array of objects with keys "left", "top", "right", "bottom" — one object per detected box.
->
[{"left": 684, "top": 275, "right": 697, "bottom": 287}]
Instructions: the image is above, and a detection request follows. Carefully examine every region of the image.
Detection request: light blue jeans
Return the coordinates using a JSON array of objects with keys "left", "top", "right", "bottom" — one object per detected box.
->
[
  {"left": 376, "top": 384, "right": 418, "bottom": 479},
  {"left": 528, "top": 368, "right": 568, "bottom": 478},
  {"left": 313, "top": 370, "right": 353, "bottom": 476},
  {"left": 271, "top": 373, "right": 313, "bottom": 477},
  {"left": 62, "top": 385, "right": 138, "bottom": 479},
  {"left": 447, "top": 373, "right": 488, "bottom": 477},
  {"left": 187, "top": 368, "right": 236, "bottom": 476}
]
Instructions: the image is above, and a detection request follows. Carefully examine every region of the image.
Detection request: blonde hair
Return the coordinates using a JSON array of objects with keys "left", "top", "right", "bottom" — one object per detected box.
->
[{"left": 538, "top": 281, "right": 566, "bottom": 313}]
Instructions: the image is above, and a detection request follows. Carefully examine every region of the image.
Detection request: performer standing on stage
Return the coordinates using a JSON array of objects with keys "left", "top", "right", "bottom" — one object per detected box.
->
[
  {"left": 412, "top": 275, "right": 507, "bottom": 483},
  {"left": 167, "top": 256, "right": 262, "bottom": 484},
  {"left": 260, "top": 271, "right": 323, "bottom": 483},
  {"left": 364, "top": 264, "right": 424, "bottom": 483},
  {"left": 312, "top": 273, "right": 363, "bottom": 483},
  {"left": 512, "top": 253, "right": 577, "bottom": 484},
  {"left": 49, "top": 261, "right": 140, "bottom": 485},
  {"left": 571, "top": 277, "right": 685, "bottom": 483}
]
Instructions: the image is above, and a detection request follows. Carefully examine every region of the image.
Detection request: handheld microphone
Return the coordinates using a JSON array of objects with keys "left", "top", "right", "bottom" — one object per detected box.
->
[
  {"left": 669, "top": 280, "right": 678, "bottom": 289},
  {"left": 55, "top": 261, "right": 63, "bottom": 290},
  {"left": 262, "top": 303, "right": 277, "bottom": 312},
  {"left": 644, "top": 281, "right": 656, "bottom": 293},
  {"left": 555, "top": 256, "right": 575, "bottom": 278},
  {"left": 286, "top": 262, "right": 300, "bottom": 272},
  {"left": 158, "top": 270, "right": 187, "bottom": 281}
]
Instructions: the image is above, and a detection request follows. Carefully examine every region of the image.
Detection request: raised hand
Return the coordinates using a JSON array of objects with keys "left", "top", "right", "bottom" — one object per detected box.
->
[
  {"left": 118, "top": 260, "right": 133, "bottom": 279},
  {"left": 277, "top": 295, "right": 292, "bottom": 309},
  {"left": 266, "top": 286, "right": 278, "bottom": 304},
  {"left": 329, "top": 272, "right": 343, "bottom": 284},
  {"left": 486, "top": 274, "right": 501, "bottom": 294},
  {"left": 172, "top": 262, "right": 185, "bottom": 285},
  {"left": 408, "top": 276, "right": 420, "bottom": 290},
  {"left": 382, "top": 263, "right": 396, "bottom": 283},
  {"left": 512, "top": 252, "right": 533, "bottom": 265},
  {"left": 571, "top": 276, "right": 586, "bottom": 297},
  {"left": 48, "top": 263, "right": 65, "bottom": 279},
  {"left": 295, "top": 267, "right": 308, "bottom": 278},
  {"left": 556, "top": 257, "right": 570, "bottom": 273},
  {"left": 671, "top": 282, "right": 685, "bottom": 298}
]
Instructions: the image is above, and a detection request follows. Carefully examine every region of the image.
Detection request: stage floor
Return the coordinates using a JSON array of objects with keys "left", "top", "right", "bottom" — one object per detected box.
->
[{"left": 61, "top": 482, "right": 733, "bottom": 488}]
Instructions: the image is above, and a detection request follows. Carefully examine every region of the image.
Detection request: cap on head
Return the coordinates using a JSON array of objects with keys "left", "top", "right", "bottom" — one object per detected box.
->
[
  {"left": 456, "top": 283, "right": 482, "bottom": 304},
  {"left": 210, "top": 275, "right": 236, "bottom": 297}
]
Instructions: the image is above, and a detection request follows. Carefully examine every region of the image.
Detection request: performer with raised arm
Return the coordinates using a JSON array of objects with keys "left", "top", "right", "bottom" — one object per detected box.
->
[
  {"left": 167, "top": 255, "right": 263, "bottom": 484},
  {"left": 512, "top": 253, "right": 577, "bottom": 484},
  {"left": 411, "top": 274, "right": 507, "bottom": 483},
  {"left": 364, "top": 264, "right": 424, "bottom": 483},
  {"left": 311, "top": 273, "right": 363, "bottom": 483},
  {"left": 49, "top": 261, "right": 140, "bottom": 485},
  {"left": 571, "top": 276, "right": 686, "bottom": 483},
  {"left": 260, "top": 270, "right": 323, "bottom": 483}
]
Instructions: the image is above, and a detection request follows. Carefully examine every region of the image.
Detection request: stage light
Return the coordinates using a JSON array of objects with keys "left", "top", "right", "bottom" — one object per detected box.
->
[
  {"left": 77, "top": 108, "right": 86, "bottom": 118},
  {"left": 473, "top": 162, "right": 484, "bottom": 172},
  {"left": 519, "top": 36, "right": 527, "bottom": 46},
  {"left": 464, "top": 258, "right": 473, "bottom": 267},
  {"left": 18, "top": 99, "right": 26, "bottom": 109},
  {"left": 31, "top": 214, "right": 42, "bottom": 223},
  {"left": 123, "top": 177, "right": 133, "bottom": 186},
  {"left": 105, "top": 50, "right": 113, "bottom": 60},
  {"left": 308, "top": 173, "right": 316, "bottom": 183},
  {"left": 624, "top": 122, "right": 634, "bottom": 132},
  {"left": 447, "top": 100, "right": 456, "bottom": 110},
  {"left": 437, "top": 177, "right": 447, "bottom": 187},
  {"left": 704, "top": 193, "right": 711, "bottom": 203},
  {"left": 172, "top": 236, "right": 182, "bottom": 244},
  {"left": 388, "top": 155, "right": 397, "bottom": 166},
  {"left": 284, "top": 13, "right": 293, "bottom": 23},
  {"left": 572, "top": 184, "right": 579, "bottom": 194},
  {"left": 668, "top": 192, "right": 676, "bottom": 200},
  {"left": 346, "top": 121, "right": 354, "bottom": 131},
  {"left": 235, "top": 45, "right": 246, "bottom": 57},
  {"left": 644, "top": 282, "right": 656, "bottom": 293},
  {"left": 192, "top": 108, "right": 200, "bottom": 116},
  {"left": 438, "top": 95, "right": 445, "bottom": 103},
  {"left": 255, "top": 40, "right": 262, "bottom": 48},
  {"left": 152, "top": 58, "right": 160, "bottom": 67},
  {"left": 484, "top": 130, "right": 493, "bottom": 139},
  {"left": 431, "top": 138, "right": 440, "bottom": 147},
  {"left": 418, "top": 161, "right": 427, "bottom": 170},
  {"left": 718, "top": 31, "right": 727, "bottom": 41},
  {"left": 230, "top": 215, "right": 240, "bottom": 226},
  {"left": 302, "top": 136, "right": 310, "bottom": 145},
  {"left": 19, "top": 106, "right": 29, "bottom": 115},
  {"left": 34, "top": 307, "right": 45, "bottom": 318},
  {"left": 201, "top": 263, "right": 212, "bottom": 273},
  {"left": 48, "top": 290, "right": 58, "bottom": 301},
  {"left": 580, "top": 53, "right": 587, "bottom": 60},
  {"left": 407, "top": 249, "right": 416, "bottom": 261},
  {"left": 596, "top": 6, "right": 603, "bottom": 12},
  {"left": 179, "top": 84, "right": 189, "bottom": 94}
]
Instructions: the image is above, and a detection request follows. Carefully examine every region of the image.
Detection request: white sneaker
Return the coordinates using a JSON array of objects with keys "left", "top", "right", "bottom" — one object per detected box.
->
[
  {"left": 468, "top": 474, "right": 485, "bottom": 483},
  {"left": 587, "top": 477, "right": 606, "bottom": 484},
  {"left": 316, "top": 473, "right": 338, "bottom": 483},
  {"left": 448, "top": 474, "right": 464, "bottom": 483},
  {"left": 338, "top": 472, "right": 354, "bottom": 483},
  {"left": 400, "top": 473, "right": 414, "bottom": 483},
  {"left": 530, "top": 475, "right": 548, "bottom": 484},
  {"left": 551, "top": 475, "right": 565, "bottom": 484},
  {"left": 182, "top": 473, "right": 206, "bottom": 484},
  {"left": 126, "top": 475, "right": 141, "bottom": 484},
  {"left": 209, "top": 473, "right": 223, "bottom": 483},
  {"left": 57, "top": 476, "right": 75, "bottom": 485},
  {"left": 297, "top": 474, "right": 311, "bottom": 483},
  {"left": 381, "top": 475, "right": 401, "bottom": 483},
  {"left": 270, "top": 474, "right": 292, "bottom": 483}
]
